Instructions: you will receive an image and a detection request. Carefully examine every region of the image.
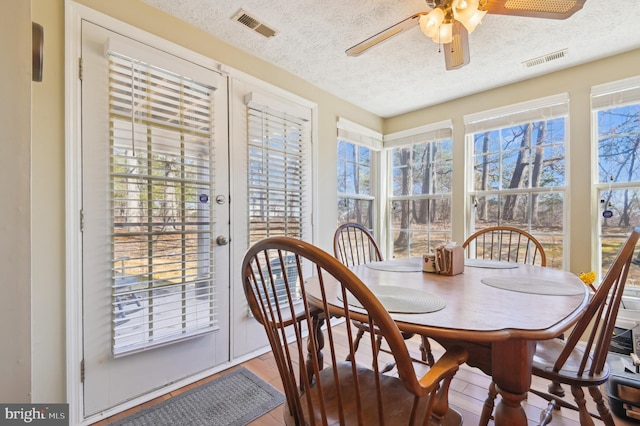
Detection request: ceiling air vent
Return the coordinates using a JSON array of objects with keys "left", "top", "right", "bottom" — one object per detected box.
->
[
  {"left": 232, "top": 9, "right": 277, "bottom": 38},
  {"left": 522, "top": 49, "right": 568, "bottom": 68}
]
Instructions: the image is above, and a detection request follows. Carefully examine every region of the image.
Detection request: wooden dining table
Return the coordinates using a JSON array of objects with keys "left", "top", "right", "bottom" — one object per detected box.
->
[{"left": 306, "top": 257, "right": 589, "bottom": 426}]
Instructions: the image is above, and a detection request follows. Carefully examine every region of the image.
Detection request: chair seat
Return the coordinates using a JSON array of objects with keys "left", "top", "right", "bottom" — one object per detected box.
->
[
  {"left": 533, "top": 338, "right": 611, "bottom": 387},
  {"left": 286, "top": 362, "right": 463, "bottom": 426}
]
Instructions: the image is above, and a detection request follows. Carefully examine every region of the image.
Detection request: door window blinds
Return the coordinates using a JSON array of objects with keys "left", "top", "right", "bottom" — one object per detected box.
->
[
  {"left": 244, "top": 93, "right": 311, "bottom": 306},
  {"left": 245, "top": 94, "right": 311, "bottom": 244},
  {"left": 108, "top": 51, "right": 218, "bottom": 355}
]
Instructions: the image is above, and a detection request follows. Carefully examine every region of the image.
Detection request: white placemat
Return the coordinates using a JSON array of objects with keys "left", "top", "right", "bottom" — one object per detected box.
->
[
  {"left": 339, "top": 285, "right": 446, "bottom": 314},
  {"left": 481, "top": 276, "right": 585, "bottom": 295},
  {"left": 365, "top": 257, "right": 422, "bottom": 272},
  {"left": 464, "top": 259, "right": 520, "bottom": 269}
]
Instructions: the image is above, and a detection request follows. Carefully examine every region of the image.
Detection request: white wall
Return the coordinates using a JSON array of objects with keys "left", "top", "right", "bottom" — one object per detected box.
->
[
  {"left": 0, "top": 0, "right": 32, "bottom": 402},
  {"left": 32, "top": 0, "right": 67, "bottom": 402}
]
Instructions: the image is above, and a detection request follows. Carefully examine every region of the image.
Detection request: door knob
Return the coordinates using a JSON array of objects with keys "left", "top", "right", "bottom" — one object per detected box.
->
[{"left": 216, "top": 236, "right": 229, "bottom": 246}]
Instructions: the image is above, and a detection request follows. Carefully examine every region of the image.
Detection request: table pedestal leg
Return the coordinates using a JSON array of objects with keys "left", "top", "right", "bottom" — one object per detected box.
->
[
  {"left": 495, "top": 386, "right": 529, "bottom": 426},
  {"left": 305, "top": 314, "right": 324, "bottom": 387},
  {"left": 492, "top": 339, "right": 536, "bottom": 426}
]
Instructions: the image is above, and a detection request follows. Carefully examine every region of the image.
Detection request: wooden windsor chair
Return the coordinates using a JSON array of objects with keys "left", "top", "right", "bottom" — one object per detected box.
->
[
  {"left": 242, "top": 236, "right": 467, "bottom": 425},
  {"left": 463, "top": 225, "right": 572, "bottom": 411},
  {"left": 462, "top": 225, "right": 547, "bottom": 266},
  {"left": 333, "top": 223, "right": 435, "bottom": 368},
  {"left": 479, "top": 227, "right": 640, "bottom": 426}
]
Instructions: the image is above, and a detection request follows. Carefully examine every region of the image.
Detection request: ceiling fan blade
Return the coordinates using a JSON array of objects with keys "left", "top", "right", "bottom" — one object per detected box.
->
[
  {"left": 444, "top": 21, "right": 470, "bottom": 70},
  {"left": 483, "top": 0, "right": 587, "bottom": 19},
  {"left": 346, "top": 13, "right": 423, "bottom": 57}
]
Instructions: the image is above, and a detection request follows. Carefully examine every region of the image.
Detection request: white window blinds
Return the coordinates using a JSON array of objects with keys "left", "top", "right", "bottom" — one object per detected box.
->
[
  {"left": 108, "top": 51, "right": 218, "bottom": 355},
  {"left": 464, "top": 93, "right": 569, "bottom": 134},
  {"left": 591, "top": 75, "right": 640, "bottom": 110},
  {"left": 245, "top": 93, "right": 311, "bottom": 244},
  {"left": 243, "top": 92, "right": 312, "bottom": 309},
  {"left": 383, "top": 120, "right": 453, "bottom": 148},
  {"left": 337, "top": 117, "right": 383, "bottom": 149}
]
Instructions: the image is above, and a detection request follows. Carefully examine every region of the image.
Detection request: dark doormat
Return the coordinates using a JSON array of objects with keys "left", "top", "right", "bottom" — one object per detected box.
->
[{"left": 108, "top": 367, "right": 285, "bottom": 426}]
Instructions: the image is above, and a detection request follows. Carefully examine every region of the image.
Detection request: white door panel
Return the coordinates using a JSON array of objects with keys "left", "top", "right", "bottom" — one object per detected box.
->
[{"left": 81, "top": 21, "right": 230, "bottom": 416}]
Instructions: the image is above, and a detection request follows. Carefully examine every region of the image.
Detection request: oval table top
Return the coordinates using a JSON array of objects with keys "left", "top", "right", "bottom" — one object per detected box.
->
[{"left": 309, "top": 257, "right": 589, "bottom": 344}]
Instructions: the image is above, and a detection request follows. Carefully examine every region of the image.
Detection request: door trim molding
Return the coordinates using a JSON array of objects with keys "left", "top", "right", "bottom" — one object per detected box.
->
[{"left": 64, "top": 2, "right": 84, "bottom": 424}]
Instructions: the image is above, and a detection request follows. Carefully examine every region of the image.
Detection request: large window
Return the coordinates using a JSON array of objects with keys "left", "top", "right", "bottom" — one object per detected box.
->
[
  {"left": 592, "top": 76, "right": 640, "bottom": 293},
  {"left": 465, "top": 94, "right": 568, "bottom": 268},
  {"left": 386, "top": 122, "right": 453, "bottom": 258},
  {"left": 337, "top": 118, "right": 381, "bottom": 229}
]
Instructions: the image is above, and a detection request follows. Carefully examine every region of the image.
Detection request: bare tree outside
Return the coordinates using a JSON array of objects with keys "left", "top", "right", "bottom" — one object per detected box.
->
[
  {"left": 389, "top": 138, "right": 452, "bottom": 257},
  {"left": 596, "top": 104, "right": 640, "bottom": 286},
  {"left": 471, "top": 117, "right": 566, "bottom": 268},
  {"left": 337, "top": 140, "right": 374, "bottom": 229}
]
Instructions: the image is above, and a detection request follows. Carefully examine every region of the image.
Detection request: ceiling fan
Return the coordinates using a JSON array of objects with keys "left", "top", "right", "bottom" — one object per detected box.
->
[{"left": 346, "top": 0, "right": 587, "bottom": 70}]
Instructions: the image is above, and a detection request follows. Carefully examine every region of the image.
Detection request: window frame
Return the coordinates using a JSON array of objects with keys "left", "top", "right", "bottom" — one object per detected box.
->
[
  {"left": 336, "top": 117, "right": 382, "bottom": 235},
  {"left": 384, "top": 121, "right": 454, "bottom": 258},
  {"left": 464, "top": 94, "right": 569, "bottom": 269},
  {"left": 591, "top": 76, "right": 640, "bottom": 295}
]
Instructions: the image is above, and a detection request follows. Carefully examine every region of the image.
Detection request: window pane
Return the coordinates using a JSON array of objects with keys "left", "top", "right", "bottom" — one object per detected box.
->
[
  {"left": 392, "top": 147, "right": 411, "bottom": 196},
  {"left": 531, "top": 192, "right": 564, "bottom": 234},
  {"left": 502, "top": 149, "right": 530, "bottom": 189},
  {"left": 474, "top": 153, "right": 500, "bottom": 191},
  {"left": 501, "top": 193, "right": 530, "bottom": 226},
  {"left": 537, "top": 145, "right": 565, "bottom": 187},
  {"left": 600, "top": 189, "right": 640, "bottom": 231},
  {"left": 337, "top": 198, "right": 373, "bottom": 227},
  {"left": 597, "top": 105, "right": 640, "bottom": 184},
  {"left": 474, "top": 195, "right": 500, "bottom": 225},
  {"left": 359, "top": 164, "right": 371, "bottom": 194},
  {"left": 359, "top": 146, "right": 371, "bottom": 166},
  {"left": 344, "top": 162, "right": 356, "bottom": 193}
]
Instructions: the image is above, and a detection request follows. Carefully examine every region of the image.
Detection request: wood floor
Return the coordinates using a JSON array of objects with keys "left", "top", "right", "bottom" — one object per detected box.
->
[{"left": 93, "top": 326, "right": 637, "bottom": 426}]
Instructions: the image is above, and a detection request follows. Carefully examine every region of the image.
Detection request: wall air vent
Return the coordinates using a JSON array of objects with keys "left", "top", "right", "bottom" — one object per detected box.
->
[
  {"left": 232, "top": 9, "right": 277, "bottom": 38},
  {"left": 522, "top": 49, "right": 568, "bottom": 68}
]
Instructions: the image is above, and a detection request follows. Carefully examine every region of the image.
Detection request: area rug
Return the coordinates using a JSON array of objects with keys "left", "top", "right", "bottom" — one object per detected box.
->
[{"left": 109, "top": 368, "right": 285, "bottom": 426}]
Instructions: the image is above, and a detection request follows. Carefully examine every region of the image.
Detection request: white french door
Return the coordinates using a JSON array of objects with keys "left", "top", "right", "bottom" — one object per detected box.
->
[{"left": 80, "top": 21, "right": 230, "bottom": 416}]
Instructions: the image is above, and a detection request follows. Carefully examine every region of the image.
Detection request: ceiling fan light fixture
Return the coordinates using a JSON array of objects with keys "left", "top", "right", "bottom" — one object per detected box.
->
[
  {"left": 435, "top": 22, "right": 454, "bottom": 44},
  {"left": 459, "top": 9, "right": 487, "bottom": 32},
  {"left": 452, "top": 0, "right": 486, "bottom": 33},
  {"left": 452, "top": 0, "right": 477, "bottom": 20},
  {"left": 419, "top": 8, "right": 445, "bottom": 38}
]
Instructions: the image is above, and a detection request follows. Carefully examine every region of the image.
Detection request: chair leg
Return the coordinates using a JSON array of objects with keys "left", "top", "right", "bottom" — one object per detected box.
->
[
  {"left": 419, "top": 336, "right": 435, "bottom": 366},
  {"left": 346, "top": 328, "right": 365, "bottom": 361},
  {"left": 571, "top": 386, "right": 597, "bottom": 426},
  {"left": 479, "top": 380, "right": 498, "bottom": 426},
  {"left": 588, "top": 385, "right": 616, "bottom": 426},
  {"left": 548, "top": 380, "right": 565, "bottom": 398},
  {"left": 376, "top": 334, "right": 396, "bottom": 373}
]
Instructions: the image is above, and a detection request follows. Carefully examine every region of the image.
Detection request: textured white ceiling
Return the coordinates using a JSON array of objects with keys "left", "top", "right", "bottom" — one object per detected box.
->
[{"left": 142, "top": 0, "right": 640, "bottom": 118}]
